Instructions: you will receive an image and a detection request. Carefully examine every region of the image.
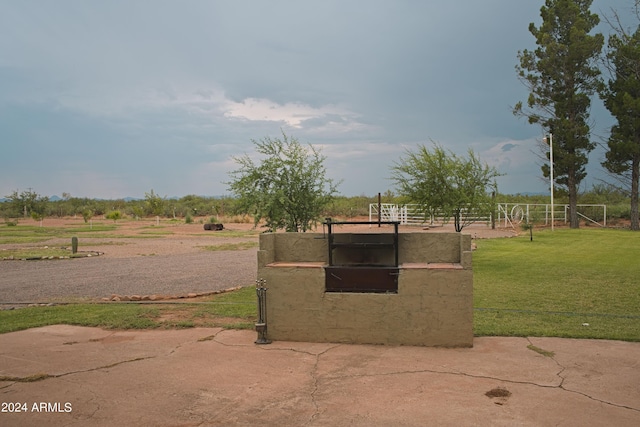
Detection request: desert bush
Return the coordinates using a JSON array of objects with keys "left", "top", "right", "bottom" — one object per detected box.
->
[
  {"left": 105, "top": 210, "right": 123, "bottom": 223},
  {"left": 4, "top": 218, "right": 18, "bottom": 226},
  {"left": 81, "top": 209, "right": 94, "bottom": 223},
  {"left": 607, "top": 203, "right": 631, "bottom": 221}
]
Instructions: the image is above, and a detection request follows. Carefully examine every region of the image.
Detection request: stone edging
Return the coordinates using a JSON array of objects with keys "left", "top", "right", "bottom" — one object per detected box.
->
[
  {"left": 102, "top": 286, "right": 245, "bottom": 302},
  {"left": 1, "top": 249, "right": 103, "bottom": 261},
  {"left": 0, "top": 286, "right": 247, "bottom": 311}
]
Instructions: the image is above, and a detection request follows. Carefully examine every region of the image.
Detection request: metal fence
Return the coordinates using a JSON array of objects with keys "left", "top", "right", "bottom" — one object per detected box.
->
[
  {"left": 369, "top": 203, "right": 607, "bottom": 228},
  {"left": 495, "top": 203, "right": 607, "bottom": 228},
  {"left": 368, "top": 203, "right": 491, "bottom": 226}
]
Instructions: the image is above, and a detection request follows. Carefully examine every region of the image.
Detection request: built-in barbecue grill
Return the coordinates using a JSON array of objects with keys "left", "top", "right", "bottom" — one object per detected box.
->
[{"left": 324, "top": 219, "right": 399, "bottom": 293}]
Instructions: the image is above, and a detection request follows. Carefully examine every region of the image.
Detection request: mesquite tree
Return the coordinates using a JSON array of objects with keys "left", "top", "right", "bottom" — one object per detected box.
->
[
  {"left": 514, "top": 0, "right": 604, "bottom": 228},
  {"left": 227, "top": 132, "right": 339, "bottom": 232},
  {"left": 4, "top": 189, "right": 49, "bottom": 220},
  {"left": 390, "top": 143, "right": 500, "bottom": 232}
]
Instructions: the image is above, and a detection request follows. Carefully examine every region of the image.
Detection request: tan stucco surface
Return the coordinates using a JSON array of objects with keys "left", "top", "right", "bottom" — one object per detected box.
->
[{"left": 258, "top": 232, "right": 473, "bottom": 347}]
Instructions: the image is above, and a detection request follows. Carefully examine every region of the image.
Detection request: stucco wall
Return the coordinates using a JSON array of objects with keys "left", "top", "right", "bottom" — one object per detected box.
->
[{"left": 258, "top": 232, "right": 473, "bottom": 347}]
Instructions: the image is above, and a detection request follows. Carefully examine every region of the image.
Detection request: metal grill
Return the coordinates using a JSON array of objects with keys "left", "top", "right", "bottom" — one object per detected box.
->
[{"left": 324, "top": 219, "right": 399, "bottom": 293}]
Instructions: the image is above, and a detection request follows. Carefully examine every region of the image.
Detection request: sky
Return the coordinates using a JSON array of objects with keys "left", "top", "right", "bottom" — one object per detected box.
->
[{"left": 0, "top": 0, "right": 631, "bottom": 199}]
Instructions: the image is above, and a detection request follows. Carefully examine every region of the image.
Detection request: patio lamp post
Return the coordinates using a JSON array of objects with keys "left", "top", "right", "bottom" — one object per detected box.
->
[{"left": 543, "top": 133, "right": 554, "bottom": 231}]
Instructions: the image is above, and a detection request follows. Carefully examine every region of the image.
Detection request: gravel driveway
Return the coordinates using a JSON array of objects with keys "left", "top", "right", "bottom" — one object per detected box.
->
[{"left": 0, "top": 249, "right": 257, "bottom": 303}]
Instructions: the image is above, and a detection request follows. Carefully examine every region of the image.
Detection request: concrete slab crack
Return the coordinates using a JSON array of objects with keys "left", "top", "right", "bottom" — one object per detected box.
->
[
  {"left": 304, "top": 344, "right": 341, "bottom": 426},
  {"left": 0, "top": 356, "right": 154, "bottom": 388},
  {"left": 525, "top": 338, "right": 639, "bottom": 413},
  {"left": 212, "top": 340, "right": 343, "bottom": 426}
]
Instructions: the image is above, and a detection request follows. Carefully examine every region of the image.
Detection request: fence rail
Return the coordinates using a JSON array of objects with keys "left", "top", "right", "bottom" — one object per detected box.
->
[
  {"left": 369, "top": 203, "right": 607, "bottom": 228},
  {"left": 368, "top": 204, "right": 491, "bottom": 226},
  {"left": 495, "top": 203, "right": 606, "bottom": 228}
]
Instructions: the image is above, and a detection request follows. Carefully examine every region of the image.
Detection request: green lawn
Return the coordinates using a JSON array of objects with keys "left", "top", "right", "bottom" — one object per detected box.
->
[
  {"left": 473, "top": 228, "right": 640, "bottom": 341},
  {"left": 0, "top": 223, "right": 134, "bottom": 244},
  {"left": 0, "top": 287, "right": 257, "bottom": 334}
]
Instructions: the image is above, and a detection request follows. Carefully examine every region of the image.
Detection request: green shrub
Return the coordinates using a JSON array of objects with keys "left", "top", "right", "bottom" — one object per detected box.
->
[
  {"left": 4, "top": 218, "right": 18, "bottom": 226},
  {"left": 81, "top": 209, "right": 93, "bottom": 223},
  {"left": 607, "top": 203, "right": 630, "bottom": 220},
  {"left": 105, "top": 210, "right": 123, "bottom": 223}
]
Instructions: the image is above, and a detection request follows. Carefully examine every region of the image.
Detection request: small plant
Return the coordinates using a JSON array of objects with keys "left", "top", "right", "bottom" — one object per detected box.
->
[
  {"left": 30, "top": 211, "right": 45, "bottom": 227},
  {"left": 520, "top": 210, "right": 541, "bottom": 241},
  {"left": 105, "top": 210, "right": 122, "bottom": 223},
  {"left": 527, "top": 344, "right": 555, "bottom": 357},
  {"left": 209, "top": 216, "right": 219, "bottom": 224},
  {"left": 81, "top": 209, "right": 93, "bottom": 223},
  {"left": 521, "top": 221, "right": 534, "bottom": 241},
  {"left": 185, "top": 213, "right": 193, "bottom": 224},
  {"left": 130, "top": 205, "right": 144, "bottom": 220},
  {"left": 4, "top": 218, "right": 18, "bottom": 226}
]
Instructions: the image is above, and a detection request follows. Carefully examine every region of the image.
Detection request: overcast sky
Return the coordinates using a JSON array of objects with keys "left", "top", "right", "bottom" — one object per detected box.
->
[{"left": 0, "top": 0, "right": 630, "bottom": 199}]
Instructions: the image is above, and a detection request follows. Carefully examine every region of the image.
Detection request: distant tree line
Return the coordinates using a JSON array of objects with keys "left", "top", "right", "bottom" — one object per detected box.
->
[
  {"left": 1, "top": 184, "right": 632, "bottom": 226},
  {"left": 0, "top": 190, "right": 240, "bottom": 223},
  {"left": 0, "top": 188, "right": 394, "bottom": 224}
]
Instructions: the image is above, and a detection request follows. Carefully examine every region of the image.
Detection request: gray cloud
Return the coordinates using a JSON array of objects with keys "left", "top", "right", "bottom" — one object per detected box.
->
[{"left": 0, "top": 0, "right": 618, "bottom": 198}]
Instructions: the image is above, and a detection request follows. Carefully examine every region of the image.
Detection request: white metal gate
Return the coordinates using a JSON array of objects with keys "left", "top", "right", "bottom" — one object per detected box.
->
[
  {"left": 495, "top": 203, "right": 607, "bottom": 227},
  {"left": 368, "top": 204, "right": 490, "bottom": 226},
  {"left": 370, "top": 203, "right": 607, "bottom": 227}
]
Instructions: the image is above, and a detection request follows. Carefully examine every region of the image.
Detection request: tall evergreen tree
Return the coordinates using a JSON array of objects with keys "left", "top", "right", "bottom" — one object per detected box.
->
[
  {"left": 514, "top": 0, "right": 604, "bottom": 228},
  {"left": 600, "top": 8, "right": 640, "bottom": 231}
]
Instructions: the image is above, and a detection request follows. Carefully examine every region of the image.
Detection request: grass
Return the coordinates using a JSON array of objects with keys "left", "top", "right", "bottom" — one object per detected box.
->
[
  {"left": 473, "top": 228, "right": 640, "bottom": 341},
  {"left": 138, "top": 230, "right": 174, "bottom": 235},
  {"left": 0, "top": 304, "right": 160, "bottom": 333},
  {"left": 0, "top": 222, "right": 169, "bottom": 244},
  {"left": 527, "top": 344, "right": 555, "bottom": 357},
  {"left": 190, "top": 229, "right": 261, "bottom": 238},
  {"left": 0, "top": 224, "right": 119, "bottom": 244},
  {"left": 0, "top": 287, "right": 257, "bottom": 334},
  {"left": 199, "top": 242, "right": 258, "bottom": 251},
  {"left": 1, "top": 247, "right": 73, "bottom": 259}
]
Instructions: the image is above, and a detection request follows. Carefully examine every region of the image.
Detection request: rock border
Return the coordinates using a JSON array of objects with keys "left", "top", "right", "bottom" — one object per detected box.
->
[
  {"left": 102, "top": 285, "right": 245, "bottom": 302},
  {"left": 1, "top": 286, "right": 247, "bottom": 311},
  {"left": 1, "top": 247, "right": 103, "bottom": 261}
]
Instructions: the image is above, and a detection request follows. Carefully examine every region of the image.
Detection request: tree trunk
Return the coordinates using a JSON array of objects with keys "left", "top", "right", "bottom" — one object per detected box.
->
[
  {"left": 631, "top": 155, "right": 639, "bottom": 231},
  {"left": 568, "top": 172, "right": 580, "bottom": 229}
]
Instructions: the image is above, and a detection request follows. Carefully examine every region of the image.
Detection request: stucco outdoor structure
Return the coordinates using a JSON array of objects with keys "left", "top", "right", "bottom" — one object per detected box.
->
[{"left": 257, "top": 226, "right": 473, "bottom": 347}]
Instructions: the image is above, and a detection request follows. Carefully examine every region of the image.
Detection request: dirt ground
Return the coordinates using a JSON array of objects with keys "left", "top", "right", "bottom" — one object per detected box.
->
[
  {"left": 2, "top": 216, "right": 518, "bottom": 258},
  {"left": 0, "top": 217, "right": 518, "bottom": 309}
]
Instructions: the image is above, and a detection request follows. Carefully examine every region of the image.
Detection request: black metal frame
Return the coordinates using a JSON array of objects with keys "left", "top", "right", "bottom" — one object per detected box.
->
[
  {"left": 323, "top": 219, "right": 400, "bottom": 293},
  {"left": 324, "top": 219, "right": 399, "bottom": 267}
]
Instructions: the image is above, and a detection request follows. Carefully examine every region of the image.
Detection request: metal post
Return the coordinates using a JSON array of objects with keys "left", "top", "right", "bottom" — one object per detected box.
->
[{"left": 255, "top": 279, "right": 271, "bottom": 344}]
